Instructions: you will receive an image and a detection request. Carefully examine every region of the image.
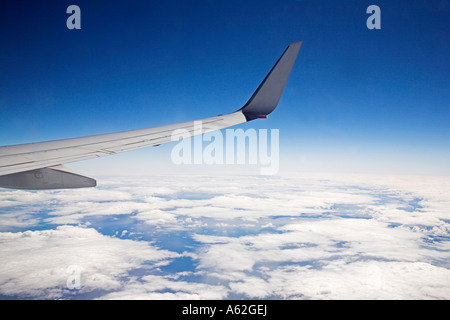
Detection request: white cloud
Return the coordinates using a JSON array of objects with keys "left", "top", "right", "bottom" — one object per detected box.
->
[
  {"left": 0, "top": 172, "right": 449, "bottom": 299},
  {"left": 0, "top": 225, "right": 179, "bottom": 298},
  {"left": 261, "top": 261, "right": 450, "bottom": 300},
  {"left": 98, "top": 274, "right": 228, "bottom": 300},
  {"left": 190, "top": 217, "right": 450, "bottom": 299}
]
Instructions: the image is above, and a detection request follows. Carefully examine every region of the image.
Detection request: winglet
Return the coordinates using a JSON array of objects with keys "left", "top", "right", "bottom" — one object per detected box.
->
[{"left": 239, "top": 41, "right": 302, "bottom": 121}]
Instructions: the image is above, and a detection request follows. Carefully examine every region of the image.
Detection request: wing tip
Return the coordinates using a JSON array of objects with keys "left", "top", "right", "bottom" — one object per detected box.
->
[
  {"left": 240, "top": 41, "right": 302, "bottom": 121},
  {"left": 289, "top": 41, "right": 303, "bottom": 47}
]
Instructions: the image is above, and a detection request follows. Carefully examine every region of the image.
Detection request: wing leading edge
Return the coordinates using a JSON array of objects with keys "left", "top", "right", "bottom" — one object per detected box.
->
[{"left": 0, "top": 41, "right": 302, "bottom": 189}]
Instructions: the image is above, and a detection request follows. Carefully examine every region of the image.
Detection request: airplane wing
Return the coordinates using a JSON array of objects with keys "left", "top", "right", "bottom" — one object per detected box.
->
[{"left": 0, "top": 41, "right": 302, "bottom": 189}]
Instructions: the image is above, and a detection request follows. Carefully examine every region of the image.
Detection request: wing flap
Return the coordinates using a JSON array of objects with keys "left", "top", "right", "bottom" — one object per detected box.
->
[{"left": 0, "top": 165, "right": 96, "bottom": 190}]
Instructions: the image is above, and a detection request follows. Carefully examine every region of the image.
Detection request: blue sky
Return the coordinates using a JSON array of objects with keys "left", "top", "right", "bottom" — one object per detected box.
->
[{"left": 1, "top": 0, "right": 449, "bottom": 175}]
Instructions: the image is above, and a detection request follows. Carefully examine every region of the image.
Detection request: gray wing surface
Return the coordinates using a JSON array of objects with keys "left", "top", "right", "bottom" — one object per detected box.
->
[{"left": 0, "top": 41, "right": 301, "bottom": 189}]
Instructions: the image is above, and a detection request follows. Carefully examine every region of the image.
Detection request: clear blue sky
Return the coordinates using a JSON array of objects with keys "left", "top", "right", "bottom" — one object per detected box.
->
[{"left": 1, "top": 0, "right": 449, "bottom": 175}]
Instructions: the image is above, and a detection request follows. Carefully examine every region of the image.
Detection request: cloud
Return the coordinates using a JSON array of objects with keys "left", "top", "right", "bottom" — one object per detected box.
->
[
  {"left": 97, "top": 274, "right": 228, "bottom": 300},
  {"left": 0, "top": 225, "right": 179, "bottom": 298},
  {"left": 0, "top": 172, "right": 449, "bottom": 299},
  {"left": 232, "top": 261, "right": 450, "bottom": 299},
  {"left": 190, "top": 217, "right": 450, "bottom": 299}
]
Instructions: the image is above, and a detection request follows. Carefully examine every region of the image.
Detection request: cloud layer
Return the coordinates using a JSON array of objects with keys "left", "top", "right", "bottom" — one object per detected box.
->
[
  {"left": 0, "top": 173, "right": 449, "bottom": 299},
  {"left": 0, "top": 225, "right": 178, "bottom": 298}
]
